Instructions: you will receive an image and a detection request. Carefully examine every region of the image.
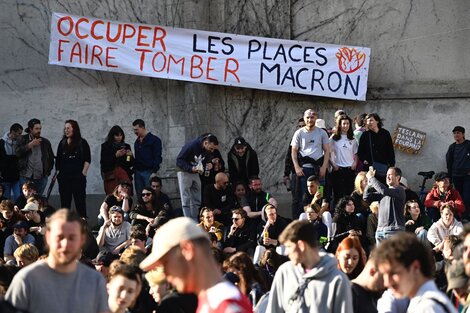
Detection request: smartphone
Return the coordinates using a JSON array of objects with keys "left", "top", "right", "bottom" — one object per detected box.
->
[{"left": 317, "top": 185, "right": 324, "bottom": 198}]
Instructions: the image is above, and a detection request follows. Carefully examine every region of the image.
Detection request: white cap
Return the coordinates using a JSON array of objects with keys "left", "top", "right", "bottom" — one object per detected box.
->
[
  {"left": 21, "top": 202, "right": 39, "bottom": 212},
  {"left": 315, "top": 119, "right": 326, "bottom": 129},
  {"left": 140, "top": 217, "right": 209, "bottom": 271}
]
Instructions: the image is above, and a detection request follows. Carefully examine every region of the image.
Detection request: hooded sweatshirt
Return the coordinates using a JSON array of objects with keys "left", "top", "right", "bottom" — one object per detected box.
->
[
  {"left": 0, "top": 132, "right": 20, "bottom": 182},
  {"left": 267, "top": 252, "right": 352, "bottom": 313},
  {"left": 427, "top": 218, "right": 463, "bottom": 246}
]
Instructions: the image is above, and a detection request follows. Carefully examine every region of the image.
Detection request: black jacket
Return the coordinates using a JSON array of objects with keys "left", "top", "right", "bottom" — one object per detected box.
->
[
  {"left": 358, "top": 128, "right": 395, "bottom": 167},
  {"left": 16, "top": 134, "right": 54, "bottom": 177},
  {"left": 0, "top": 139, "right": 19, "bottom": 182},
  {"left": 228, "top": 143, "right": 259, "bottom": 184},
  {"left": 100, "top": 141, "right": 134, "bottom": 176}
]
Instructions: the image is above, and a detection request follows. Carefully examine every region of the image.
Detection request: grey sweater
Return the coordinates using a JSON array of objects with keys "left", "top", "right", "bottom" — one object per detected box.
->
[
  {"left": 364, "top": 177, "right": 406, "bottom": 230},
  {"left": 267, "top": 252, "right": 352, "bottom": 313}
]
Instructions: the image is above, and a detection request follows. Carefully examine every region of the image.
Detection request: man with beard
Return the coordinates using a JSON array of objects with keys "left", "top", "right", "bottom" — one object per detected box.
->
[
  {"left": 3, "top": 221, "right": 35, "bottom": 263},
  {"left": 5, "top": 209, "right": 109, "bottom": 313},
  {"left": 16, "top": 119, "right": 54, "bottom": 195},
  {"left": 227, "top": 137, "right": 259, "bottom": 186},
  {"left": 203, "top": 172, "right": 235, "bottom": 225},
  {"left": 96, "top": 206, "right": 131, "bottom": 254},
  {"left": 246, "top": 176, "right": 277, "bottom": 227},
  {"left": 364, "top": 166, "right": 406, "bottom": 244}
]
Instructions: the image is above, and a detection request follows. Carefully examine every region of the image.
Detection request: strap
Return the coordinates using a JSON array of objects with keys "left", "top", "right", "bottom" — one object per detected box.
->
[
  {"left": 368, "top": 132, "right": 375, "bottom": 163},
  {"left": 428, "top": 297, "right": 451, "bottom": 313},
  {"left": 289, "top": 276, "right": 315, "bottom": 305}
]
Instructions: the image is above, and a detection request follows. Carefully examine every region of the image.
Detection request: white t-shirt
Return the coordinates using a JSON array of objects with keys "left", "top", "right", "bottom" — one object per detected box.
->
[
  {"left": 291, "top": 127, "right": 329, "bottom": 165},
  {"left": 329, "top": 134, "right": 358, "bottom": 167}
]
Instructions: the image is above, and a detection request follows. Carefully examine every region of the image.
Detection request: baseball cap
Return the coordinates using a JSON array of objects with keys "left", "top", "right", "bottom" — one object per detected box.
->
[
  {"left": 92, "top": 250, "right": 117, "bottom": 267},
  {"left": 21, "top": 202, "right": 39, "bottom": 212},
  {"left": 446, "top": 260, "right": 468, "bottom": 292},
  {"left": 400, "top": 177, "right": 409, "bottom": 188},
  {"left": 13, "top": 221, "right": 30, "bottom": 229},
  {"left": 334, "top": 109, "right": 346, "bottom": 118},
  {"left": 140, "top": 217, "right": 209, "bottom": 271},
  {"left": 434, "top": 172, "right": 450, "bottom": 181},
  {"left": 452, "top": 126, "right": 465, "bottom": 133},
  {"left": 119, "top": 180, "right": 132, "bottom": 187},
  {"left": 315, "top": 119, "right": 326, "bottom": 129},
  {"left": 234, "top": 137, "right": 247, "bottom": 147}
]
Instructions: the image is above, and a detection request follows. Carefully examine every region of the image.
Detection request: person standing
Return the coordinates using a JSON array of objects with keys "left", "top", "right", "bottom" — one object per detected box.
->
[
  {"left": 56, "top": 120, "right": 91, "bottom": 219},
  {"left": 5, "top": 209, "right": 109, "bottom": 313},
  {"left": 0, "top": 123, "right": 23, "bottom": 201},
  {"left": 176, "top": 134, "right": 219, "bottom": 221},
  {"left": 351, "top": 251, "right": 386, "bottom": 313},
  {"left": 284, "top": 118, "right": 306, "bottom": 218},
  {"left": 16, "top": 119, "right": 54, "bottom": 196},
  {"left": 100, "top": 125, "right": 134, "bottom": 195},
  {"left": 266, "top": 220, "right": 352, "bottom": 312},
  {"left": 291, "top": 109, "right": 330, "bottom": 220},
  {"left": 364, "top": 167, "right": 406, "bottom": 244},
  {"left": 358, "top": 113, "right": 395, "bottom": 184},
  {"left": 375, "top": 232, "right": 456, "bottom": 313},
  {"left": 140, "top": 217, "right": 252, "bottom": 312},
  {"left": 329, "top": 115, "right": 358, "bottom": 205},
  {"left": 132, "top": 119, "right": 162, "bottom": 197},
  {"left": 227, "top": 137, "right": 259, "bottom": 186},
  {"left": 446, "top": 126, "right": 470, "bottom": 219}
]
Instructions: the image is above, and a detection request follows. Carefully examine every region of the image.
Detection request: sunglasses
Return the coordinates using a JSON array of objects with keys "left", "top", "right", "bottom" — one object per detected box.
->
[
  {"left": 232, "top": 217, "right": 241, "bottom": 221},
  {"left": 110, "top": 206, "right": 123, "bottom": 213},
  {"left": 142, "top": 193, "right": 152, "bottom": 197}
]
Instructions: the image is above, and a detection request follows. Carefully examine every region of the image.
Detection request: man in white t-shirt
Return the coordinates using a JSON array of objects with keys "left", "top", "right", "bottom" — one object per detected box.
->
[
  {"left": 140, "top": 217, "right": 252, "bottom": 313},
  {"left": 291, "top": 109, "right": 330, "bottom": 218}
]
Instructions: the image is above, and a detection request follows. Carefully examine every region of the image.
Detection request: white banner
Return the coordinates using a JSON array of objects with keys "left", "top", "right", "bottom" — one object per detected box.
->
[{"left": 49, "top": 12, "right": 371, "bottom": 100}]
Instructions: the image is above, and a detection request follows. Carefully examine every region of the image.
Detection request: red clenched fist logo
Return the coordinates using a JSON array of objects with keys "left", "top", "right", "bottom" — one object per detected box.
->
[{"left": 336, "top": 47, "right": 366, "bottom": 74}]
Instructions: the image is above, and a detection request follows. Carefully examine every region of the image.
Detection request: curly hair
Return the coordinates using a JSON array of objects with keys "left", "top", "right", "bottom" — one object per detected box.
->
[{"left": 333, "top": 196, "right": 355, "bottom": 220}]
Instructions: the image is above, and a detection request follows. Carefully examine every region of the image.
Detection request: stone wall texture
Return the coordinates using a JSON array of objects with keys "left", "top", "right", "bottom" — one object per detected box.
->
[{"left": 1, "top": 0, "right": 469, "bottom": 201}]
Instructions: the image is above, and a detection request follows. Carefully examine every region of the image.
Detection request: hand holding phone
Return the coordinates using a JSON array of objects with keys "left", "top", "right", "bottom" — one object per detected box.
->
[{"left": 317, "top": 185, "right": 324, "bottom": 198}]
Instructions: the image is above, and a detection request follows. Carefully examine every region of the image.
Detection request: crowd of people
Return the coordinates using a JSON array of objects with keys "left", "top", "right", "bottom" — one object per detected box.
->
[{"left": 0, "top": 109, "right": 469, "bottom": 313}]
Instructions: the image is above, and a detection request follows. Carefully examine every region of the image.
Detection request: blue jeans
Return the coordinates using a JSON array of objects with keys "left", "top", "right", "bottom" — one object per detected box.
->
[
  {"left": 375, "top": 228, "right": 404, "bottom": 245},
  {"left": 134, "top": 169, "right": 152, "bottom": 196},
  {"left": 19, "top": 176, "right": 48, "bottom": 196},
  {"left": 2, "top": 181, "right": 20, "bottom": 202},
  {"left": 453, "top": 175, "right": 470, "bottom": 218}
]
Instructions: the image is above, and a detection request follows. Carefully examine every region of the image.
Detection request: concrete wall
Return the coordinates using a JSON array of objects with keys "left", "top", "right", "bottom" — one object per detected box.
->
[{"left": 1, "top": 1, "right": 469, "bottom": 219}]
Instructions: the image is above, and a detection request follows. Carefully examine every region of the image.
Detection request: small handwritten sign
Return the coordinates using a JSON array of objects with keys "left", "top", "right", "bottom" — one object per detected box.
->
[{"left": 392, "top": 124, "right": 426, "bottom": 154}]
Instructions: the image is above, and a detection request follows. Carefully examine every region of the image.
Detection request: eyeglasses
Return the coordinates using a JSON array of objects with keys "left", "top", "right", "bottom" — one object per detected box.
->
[
  {"left": 142, "top": 193, "right": 152, "bottom": 197},
  {"left": 232, "top": 217, "right": 241, "bottom": 221}
]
